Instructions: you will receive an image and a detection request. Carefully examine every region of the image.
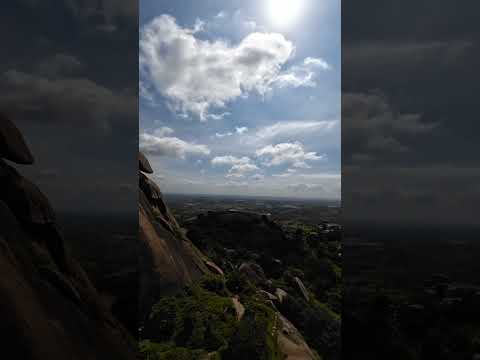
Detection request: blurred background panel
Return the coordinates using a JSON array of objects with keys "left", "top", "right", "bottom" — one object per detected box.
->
[
  {"left": 342, "top": 1, "right": 480, "bottom": 359},
  {"left": 0, "top": 0, "right": 140, "bottom": 345}
]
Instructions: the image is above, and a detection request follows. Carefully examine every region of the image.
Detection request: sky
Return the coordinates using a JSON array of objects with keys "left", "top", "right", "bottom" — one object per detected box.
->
[
  {"left": 342, "top": 0, "right": 480, "bottom": 225},
  {"left": 1, "top": 1, "right": 138, "bottom": 214},
  {"left": 139, "top": 0, "right": 341, "bottom": 200}
]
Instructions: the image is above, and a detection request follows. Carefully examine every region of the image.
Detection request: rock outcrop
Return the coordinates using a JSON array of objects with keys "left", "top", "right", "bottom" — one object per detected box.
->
[
  {"left": 0, "top": 113, "right": 34, "bottom": 164},
  {"left": 294, "top": 277, "right": 310, "bottom": 302},
  {"left": 277, "top": 314, "right": 320, "bottom": 360},
  {"left": 239, "top": 261, "right": 267, "bottom": 285},
  {"left": 0, "top": 116, "right": 137, "bottom": 360},
  {"left": 138, "top": 152, "right": 213, "bottom": 318}
]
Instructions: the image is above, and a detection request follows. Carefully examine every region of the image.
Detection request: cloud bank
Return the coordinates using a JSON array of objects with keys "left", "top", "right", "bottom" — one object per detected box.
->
[
  {"left": 140, "top": 14, "right": 329, "bottom": 120},
  {"left": 140, "top": 131, "right": 210, "bottom": 159}
]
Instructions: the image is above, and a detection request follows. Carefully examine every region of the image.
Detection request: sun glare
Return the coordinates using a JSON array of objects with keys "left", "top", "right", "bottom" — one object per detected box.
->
[{"left": 267, "top": 0, "right": 305, "bottom": 28}]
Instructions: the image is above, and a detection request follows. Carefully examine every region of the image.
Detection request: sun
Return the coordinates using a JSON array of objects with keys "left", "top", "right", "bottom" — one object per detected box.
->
[{"left": 267, "top": 0, "right": 305, "bottom": 28}]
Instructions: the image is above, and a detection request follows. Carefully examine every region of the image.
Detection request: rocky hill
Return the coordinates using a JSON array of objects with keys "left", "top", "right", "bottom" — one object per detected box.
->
[
  {"left": 138, "top": 153, "right": 330, "bottom": 359},
  {"left": 0, "top": 114, "right": 137, "bottom": 360},
  {"left": 138, "top": 152, "right": 216, "bottom": 319}
]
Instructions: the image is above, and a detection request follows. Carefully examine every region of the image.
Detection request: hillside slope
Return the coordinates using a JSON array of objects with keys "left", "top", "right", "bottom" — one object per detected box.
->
[{"left": 138, "top": 152, "right": 213, "bottom": 319}]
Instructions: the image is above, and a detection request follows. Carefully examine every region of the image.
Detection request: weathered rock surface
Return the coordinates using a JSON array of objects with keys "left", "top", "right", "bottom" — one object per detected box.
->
[
  {"left": 294, "top": 277, "right": 310, "bottom": 302},
  {"left": 205, "top": 260, "right": 224, "bottom": 276},
  {"left": 0, "top": 120, "right": 137, "bottom": 360},
  {"left": 276, "top": 288, "right": 288, "bottom": 303},
  {"left": 232, "top": 295, "right": 245, "bottom": 321},
  {"left": 139, "top": 151, "right": 153, "bottom": 174},
  {"left": 3, "top": 172, "right": 56, "bottom": 225},
  {"left": 277, "top": 314, "right": 320, "bottom": 360},
  {"left": 259, "top": 289, "right": 278, "bottom": 302},
  {"left": 239, "top": 262, "right": 267, "bottom": 285},
  {"left": 138, "top": 153, "right": 216, "bottom": 318},
  {"left": 0, "top": 113, "right": 34, "bottom": 164}
]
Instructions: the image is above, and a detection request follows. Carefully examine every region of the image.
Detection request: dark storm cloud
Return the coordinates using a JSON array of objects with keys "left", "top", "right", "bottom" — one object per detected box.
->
[
  {"left": 343, "top": 0, "right": 480, "bottom": 224},
  {"left": 0, "top": 1, "right": 138, "bottom": 214}
]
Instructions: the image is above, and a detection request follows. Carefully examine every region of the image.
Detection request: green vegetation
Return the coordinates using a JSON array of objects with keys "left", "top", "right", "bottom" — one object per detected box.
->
[
  {"left": 143, "top": 211, "right": 342, "bottom": 359},
  {"left": 140, "top": 275, "right": 282, "bottom": 360},
  {"left": 222, "top": 301, "right": 281, "bottom": 360},
  {"left": 139, "top": 341, "right": 207, "bottom": 360}
]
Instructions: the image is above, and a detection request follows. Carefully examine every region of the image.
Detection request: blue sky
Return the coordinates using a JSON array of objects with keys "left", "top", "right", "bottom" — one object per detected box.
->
[{"left": 139, "top": 0, "right": 340, "bottom": 199}]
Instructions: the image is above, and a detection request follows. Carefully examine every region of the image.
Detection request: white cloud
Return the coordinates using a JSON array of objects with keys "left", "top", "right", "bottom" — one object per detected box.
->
[
  {"left": 230, "top": 163, "right": 259, "bottom": 174},
  {"left": 215, "top": 132, "right": 233, "bottom": 138},
  {"left": 211, "top": 155, "right": 252, "bottom": 166},
  {"left": 274, "top": 56, "right": 331, "bottom": 89},
  {"left": 153, "top": 126, "right": 174, "bottom": 137},
  {"left": 272, "top": 168, "right": 298, "bottom": 178},
  {"left": 303, "top": 57, "right": 331, "bottom": 70},
  {"left": 256, "top": 142, "right": 324, "bottom": 168},
  {"left": 215, "top": 11, "right": 227, "bottom": 19},
  {"left": 140, "top": 15, "right": 325, "bottom": 120},
  {"left": 254, "top": 120, "right": 336, "bottom": 142},
  {"left": 208, "top": 112, "right": 231, "bottom": 120},
  {"left": 215, "top": 126, "right": 248, "bottom": 138},
  {"left": 225, "top": 172, "right": 245, "bottom": 179},
  {"left": 140, "top": 131, "right": 210, "bottom": 159},
  {"left": 235, "top": 126, "right": 249, "bottom": 134},
  {"left": 212, "top": 155, "right": 258, "bottom": 177}
]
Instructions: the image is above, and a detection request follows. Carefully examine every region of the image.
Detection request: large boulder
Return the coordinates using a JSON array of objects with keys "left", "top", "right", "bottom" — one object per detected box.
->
[
  {"left": 275, "top": 288, "right": 288, "bottom": 304},
  {"left": 239, "top": 262, "right": 267, "bottom": 285},
  {"left": 0, "top": 114, "right": 34, "bottom": 164},
  {"left": 277, "top": 314, "right": 320, "bottom": 360},
  {"left": 232, "top": 295, "right": 245, "bottom": 321},
  {"left": 2, "top": 174, "right": 56, "bottom": 225},
  {"left": 205, "top": 260, "right": 224, "bottom": 276},
  {"left": 139, "top": 151, "right": 153, "bottom": 174}
]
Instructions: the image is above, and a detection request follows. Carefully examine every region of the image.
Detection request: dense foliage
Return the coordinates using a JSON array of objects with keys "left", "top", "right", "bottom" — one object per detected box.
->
[{"left": 140, "top": 275, "right": 282, "bottom": 360}]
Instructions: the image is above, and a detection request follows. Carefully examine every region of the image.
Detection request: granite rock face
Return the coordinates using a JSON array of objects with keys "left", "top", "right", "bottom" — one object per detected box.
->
[
  {"left": 0, "top": 116, "right": 137, "bottom": 360},
  {"left": 0, "top": 113, "right": 34, "bottom": 164},
  {"left": 277, "top": 314, "right": 320, "bottom": 360},
  {"left": 138, "top": 152, "right": 216, "bottom": 318},
  {"left": 138, "top": 152, "right": 153, "bottom": 174}
]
